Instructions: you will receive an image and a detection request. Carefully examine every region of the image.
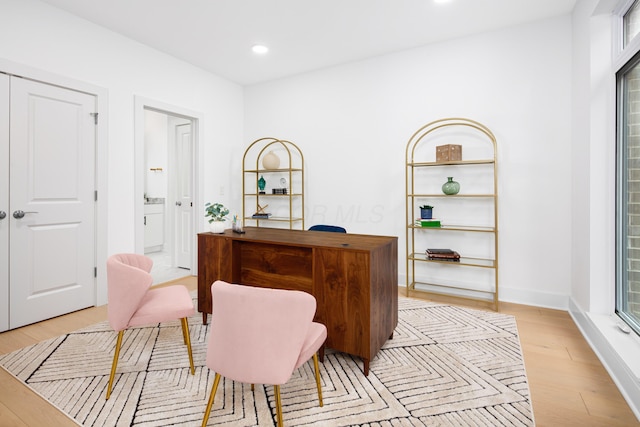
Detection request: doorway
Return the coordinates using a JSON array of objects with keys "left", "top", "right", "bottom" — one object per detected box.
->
[{"left": 134, "top": 97, "right": 201, "bottom": 283}]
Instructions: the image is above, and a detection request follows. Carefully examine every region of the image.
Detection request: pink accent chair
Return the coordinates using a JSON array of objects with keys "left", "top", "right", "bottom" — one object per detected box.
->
[
  {"left": 105, "top": 253, "right": 195, "bottom": 400},
  {"left": 202, "top": 280, "right": 327, "bottom": 427}
]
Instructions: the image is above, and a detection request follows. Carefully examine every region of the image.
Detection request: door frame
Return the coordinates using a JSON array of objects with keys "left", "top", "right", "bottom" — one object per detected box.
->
[
  {"left": 134, "top": 96, "right": 202, "bottom": 274},
  {"left": 0, "top": 73, "right": 8, "bottom": 332},
  {"left": 0, "top": 58, "right": 109, "bottom": 306}
]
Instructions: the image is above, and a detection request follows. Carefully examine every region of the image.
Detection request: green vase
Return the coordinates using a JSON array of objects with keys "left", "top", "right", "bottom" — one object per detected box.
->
[{"left": 442, "top": 177, "right": 460, "bottom": 195}]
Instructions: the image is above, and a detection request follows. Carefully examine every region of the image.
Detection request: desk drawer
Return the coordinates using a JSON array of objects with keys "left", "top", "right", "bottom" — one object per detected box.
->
[{"left": 238, "top": 242, "right": 313, "bottom": 293}]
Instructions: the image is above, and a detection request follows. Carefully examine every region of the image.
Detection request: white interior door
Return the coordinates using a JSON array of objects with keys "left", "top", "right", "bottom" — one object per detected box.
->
[
  {"left": 0, "top": 74, "right": 9, "bottom": 332},
  {"left": 175, "top": 122, "right": 192, "bottom": 269},
  {"left": 9, "top": 77, "right": 96, "bottom": 328}
]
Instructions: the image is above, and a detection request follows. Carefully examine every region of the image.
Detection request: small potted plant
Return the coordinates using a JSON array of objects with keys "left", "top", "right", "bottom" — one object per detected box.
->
[
  {"left": 419, "top": 205, "right": 434, "bottom": 219},
  {"left": 205, "top": 202, "right": 229, "bottom": 233}
]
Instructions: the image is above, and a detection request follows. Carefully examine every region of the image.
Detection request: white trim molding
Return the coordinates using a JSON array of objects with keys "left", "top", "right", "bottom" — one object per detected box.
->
[{"left": 569, "top": 297, "right": 640, "bottom": 421}]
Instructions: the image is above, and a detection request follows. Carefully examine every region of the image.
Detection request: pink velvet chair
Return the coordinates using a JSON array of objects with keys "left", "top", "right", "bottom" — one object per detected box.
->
[
  {"left": 105, "top": 253, "right": 195, "bottom": 400},
  {"left": 202, "top": 280, "right": 327, "bottom": 427}
]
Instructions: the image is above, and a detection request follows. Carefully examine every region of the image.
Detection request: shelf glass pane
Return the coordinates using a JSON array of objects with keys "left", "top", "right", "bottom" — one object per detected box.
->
[
  {"left": 246, "top": 216, "right": 304, "bottom": 222},
  {"left": 407, "top": 159, "right": 494, "bottom": 167},
  {"left": 245, "top": 193, "right": 303, "bottom": 197},
  {"left": 244, "top": 168, "right": 303, "bottom": 173},
  {"left": 407, "top": 194, "right": 495, "bottom": 198},
  {"left": 409, "top": 224, "right": 495, "bottom": 232},
  {"left": 408, "top": 252, "right": 495, "bottom": 268}
]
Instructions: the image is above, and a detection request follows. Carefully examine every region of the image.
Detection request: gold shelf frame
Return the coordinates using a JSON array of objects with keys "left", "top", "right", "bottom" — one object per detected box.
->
[
  {"left": 242, "top": 137, "right": 305, "bottom": 230},
  {"left": 405, "top": 118, "right": 499, "bottom": 310}
]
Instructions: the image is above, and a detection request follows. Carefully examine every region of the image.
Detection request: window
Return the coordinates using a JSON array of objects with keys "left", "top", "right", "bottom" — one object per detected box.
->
[
  {"left": 616, "top": 0, "right": 640, "bottom": 336},
  {"left": 625, "top": 0, "right": 640, "bottom": 46}
]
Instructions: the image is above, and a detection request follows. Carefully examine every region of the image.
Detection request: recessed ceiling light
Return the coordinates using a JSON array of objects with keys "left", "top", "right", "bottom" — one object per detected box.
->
[
  {"left": 252, "top": 44, "right": 269, "bottom": 54},
  {"left": 434, "top": 0, "right": 451, "bottom": 3}
]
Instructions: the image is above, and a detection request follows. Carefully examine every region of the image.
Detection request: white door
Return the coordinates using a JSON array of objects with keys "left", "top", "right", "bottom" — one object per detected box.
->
[
  {"left": 175, "top": 122, "right": 192, "bottom": 269},
  {"left": 0, "top": 74, "right": 9, "bottom": 332},
  {"left": 9, "top": 77, "right": 96, "bottom": 328}
]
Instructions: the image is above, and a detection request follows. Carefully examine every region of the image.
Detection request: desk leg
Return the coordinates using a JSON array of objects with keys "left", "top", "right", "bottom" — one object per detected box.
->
[
  {"left": 202, "top": 312, "right": 208, "bottom": 325},
  {"left": 363, "top": 358, "right": 369, "bottom": 376}
]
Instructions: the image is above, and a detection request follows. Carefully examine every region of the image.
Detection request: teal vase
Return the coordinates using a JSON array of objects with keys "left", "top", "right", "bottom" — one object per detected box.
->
[{"left": 442, "top": 177, "right": 460, "bottom": 195}]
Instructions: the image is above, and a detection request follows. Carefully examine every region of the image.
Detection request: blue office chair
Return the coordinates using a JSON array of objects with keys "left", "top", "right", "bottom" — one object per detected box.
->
[{"left": 309, "top": 224, "right": 346, "bottom": 233}]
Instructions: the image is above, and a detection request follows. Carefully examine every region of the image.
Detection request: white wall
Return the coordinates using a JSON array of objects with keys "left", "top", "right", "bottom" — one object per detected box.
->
[
  {"left": 569, "top": 0, "right": 617, "bottom": 317},
  {"left": 0, "top": 0, "right": 244, "bottom": 304},
  {"left": 244, "top": 16, "right": 573, "bottom": 309}
]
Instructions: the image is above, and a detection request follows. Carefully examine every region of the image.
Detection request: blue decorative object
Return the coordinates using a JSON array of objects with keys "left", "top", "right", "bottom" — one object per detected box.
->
[
  {"left": 309, "top": 225, "right": 346, "bottom": 233},
  {"left": 420, "top": 206, "right": 433, "bottom": 219},
  {"left": 258, "top": 175, "right": 266, "bottom": 193}
]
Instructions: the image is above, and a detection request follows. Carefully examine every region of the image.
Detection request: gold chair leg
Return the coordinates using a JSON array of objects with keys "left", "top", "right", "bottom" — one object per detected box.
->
[
  {"left": 181, "top": 317, "right": 188, "bottom": 345},
  {"left": 202, "top": 373, "right": 221, "bottom": 427},
  {"left": 274, "top": 384, "right": 283, "bottom": 426},
  {"left": 181, "top": 317, "right": 195, "bottom": 375},
  {"left": 313, "top": 353, "right": 323, "bottom": 407},
  {"left": 106, "top": 330, "right": 124, "bottom": 400}
]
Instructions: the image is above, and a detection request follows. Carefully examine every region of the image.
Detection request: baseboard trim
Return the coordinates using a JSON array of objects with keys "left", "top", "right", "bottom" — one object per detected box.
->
[{"left": 498, "top": 286, "right": 569, "bottom": 310}]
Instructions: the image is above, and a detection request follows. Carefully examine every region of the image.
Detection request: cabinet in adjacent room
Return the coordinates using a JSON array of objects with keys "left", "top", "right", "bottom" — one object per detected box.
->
[{"left": 144, "top": 200, "right": 165, "bottom": 253}]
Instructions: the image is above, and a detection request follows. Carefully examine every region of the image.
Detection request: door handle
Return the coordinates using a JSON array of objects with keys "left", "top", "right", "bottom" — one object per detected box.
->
[
  {"left": 176, "top": 201, "right": 182, "bottom": 206},
  {"left": 0, "top": 211, "right": 5, "bottom": 220},
  {"left": 13, "top": 210, "right": 39, "bottom": 219}
]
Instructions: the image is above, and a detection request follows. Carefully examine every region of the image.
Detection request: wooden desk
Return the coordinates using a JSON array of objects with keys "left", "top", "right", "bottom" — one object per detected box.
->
[{"left": 197, "top": 227, "right": 398, "bottom": 375}]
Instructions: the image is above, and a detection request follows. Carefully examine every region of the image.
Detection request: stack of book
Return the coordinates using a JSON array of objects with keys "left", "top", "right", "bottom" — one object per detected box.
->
[
  {"left": 426, "top": 248, "right": 460, "bottom": 262},
  {"left": 252, "top": 212, "right": 272, "bottom": 219},
  {"left": 415, "top": 218, "right": 441, "bottom": 227}
]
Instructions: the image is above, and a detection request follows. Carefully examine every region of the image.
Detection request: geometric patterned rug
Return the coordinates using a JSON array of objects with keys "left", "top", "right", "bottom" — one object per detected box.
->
[{"left": 0, "top": 295, "right": 534, "bottom": 426}]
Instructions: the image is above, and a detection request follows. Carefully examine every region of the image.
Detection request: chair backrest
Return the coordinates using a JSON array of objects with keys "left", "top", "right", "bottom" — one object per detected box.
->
[
  {"left": 308, "top": 224, "right": 346, "bottom": 233},
  {"left": 207, "top": 280, "right": 317, "bottom": 385},
  {"left": 106, "top": 253, "right": 154, "bottom": 331}
]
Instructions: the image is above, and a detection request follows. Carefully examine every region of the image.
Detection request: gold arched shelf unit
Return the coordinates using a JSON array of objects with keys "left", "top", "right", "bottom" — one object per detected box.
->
[
  {"left": 405, "top": 118, "right": 498, "bottom": 310},
  {"left": 242, "top": 137, "right": 305, "bottom": 229}
]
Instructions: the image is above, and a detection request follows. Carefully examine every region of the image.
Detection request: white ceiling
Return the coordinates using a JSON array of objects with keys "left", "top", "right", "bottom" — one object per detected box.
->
[{"left": 39, "top": 0, "right": 577, "bottom": 86}]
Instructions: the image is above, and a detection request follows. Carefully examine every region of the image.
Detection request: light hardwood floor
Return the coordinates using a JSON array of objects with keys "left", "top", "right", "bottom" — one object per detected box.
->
[{"left": 0, "top": 278, "right": 638, "bottom": 426}]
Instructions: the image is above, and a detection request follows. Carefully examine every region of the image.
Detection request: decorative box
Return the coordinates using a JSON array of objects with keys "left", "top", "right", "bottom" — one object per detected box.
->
[{"left": 436, "top": 144, "right": 462, "bottom": 162}]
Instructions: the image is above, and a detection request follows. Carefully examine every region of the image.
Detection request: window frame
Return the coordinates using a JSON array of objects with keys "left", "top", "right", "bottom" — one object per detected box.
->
[{"left": 615, "top": 0, "right": 640, "bottom": 336}]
